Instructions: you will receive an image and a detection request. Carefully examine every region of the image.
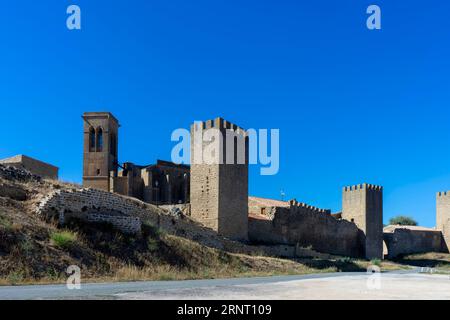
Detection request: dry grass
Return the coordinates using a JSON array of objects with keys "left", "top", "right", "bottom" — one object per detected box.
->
[
  {"left": 0, "top": 254, "right": 406, "bottom": 286},
  {"left": 0, "top": 240, "right": 407, "bottom": 286},
  {"left": 0, "top": 172, "right": 407, "bottom": 286},
  {"left": 397, "top": 252, "right": 450, "bottom": 273}
]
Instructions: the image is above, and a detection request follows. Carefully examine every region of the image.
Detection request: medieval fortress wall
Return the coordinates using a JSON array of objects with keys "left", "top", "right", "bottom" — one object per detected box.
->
[
  {"left": 9, "top": 111, "right": 449, "bottom": 260},
  {"left": 383, "top": 226, "right": 443, "bottom": 259},
  {"left": 249, "top": 200, "right": 364, "bottom": 257},
  {"left": 76, "top": 113, "right": 450, "bottom": 258}
]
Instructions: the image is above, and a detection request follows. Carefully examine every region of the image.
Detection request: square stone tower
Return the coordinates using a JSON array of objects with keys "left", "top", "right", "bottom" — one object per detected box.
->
[
  {"left": 190, "top": 117, "right": 248, "bottom": 241},
  {"left": 437, "top": 191, "right": 450, "bottom": 252},
  {"left": 82, "top": 112, "right": 119, "bottom": 191},
  {"left": 342, "top": 183, "right": 383, "bottom": 259}
]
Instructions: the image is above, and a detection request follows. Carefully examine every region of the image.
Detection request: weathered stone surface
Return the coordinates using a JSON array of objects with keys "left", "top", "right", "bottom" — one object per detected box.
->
[
  {"left": 34, "top": 188, "right": 159, "bottom": 234},
  {"left": 0, "top": 164, "right": 42, "bottom": 183},
  {"left": 383, "top": 225, "right": 444, "bottom": 258},
  {"left": 159, "top": 204, "right": 191, "bottom": 216},
  {"left": 249, "top": 202, "right": 364, "bottom": 258}
]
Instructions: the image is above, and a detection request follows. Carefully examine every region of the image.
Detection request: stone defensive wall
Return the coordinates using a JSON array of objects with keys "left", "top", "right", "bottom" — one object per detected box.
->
[
  {"left": 383, "top": 225, "right": 444, "bottom": 259},
  {"left": 35, "top": 188, "right": 164, "bottom": 234},
  {"left": 248, "top": 201, "right": 364, "bottom": 257}
]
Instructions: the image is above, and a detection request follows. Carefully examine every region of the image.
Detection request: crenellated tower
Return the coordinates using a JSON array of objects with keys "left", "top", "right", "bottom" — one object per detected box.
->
[
  {"left": 342, "top": 183, "right": 383, "bottom": 259},
  {"left": 190, "top": 117, "right": 248, "bottom": 240},
  {"left": 437, "top": 191, "right": 450, "bottom": 252}
]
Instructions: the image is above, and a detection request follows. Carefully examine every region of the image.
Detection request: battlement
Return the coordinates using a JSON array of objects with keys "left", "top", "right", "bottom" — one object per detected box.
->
[
  {"left": 343, "top": 183, "right": 383, "bottom": 192},
  {"left": 437, "top": 191, "right": 450, "bottom": 197},
  {"left": 288, "top": 199, "right": 331, "bottom": 215},
  {"left": 191, "top": 117, "right": 246, "bottom": 135}
]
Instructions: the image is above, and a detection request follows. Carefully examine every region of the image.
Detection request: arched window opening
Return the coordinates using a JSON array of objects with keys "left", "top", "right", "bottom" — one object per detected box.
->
[
  {"left": 96, "top": 127, "right": 103, "bottom": 152},
  {"left": 89, "top": 127, "right": 95, "bottom": 152}
]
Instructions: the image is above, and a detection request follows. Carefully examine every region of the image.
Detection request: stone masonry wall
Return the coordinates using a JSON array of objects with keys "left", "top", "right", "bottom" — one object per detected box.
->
[
  {"left": 65, "top": 211, "right": 141, "bottom": 234},
  {"left": 383, "top": 227, "right": 444, "bottom": 259},
  {"left": 249, "top": 200, "right": 364, "bottom": 258},
  {"left": 190, "top": 163, "right": 220, "bottom": 231},
  {"left": 34, "top": 188, "right": 162, "bottom": 234}
]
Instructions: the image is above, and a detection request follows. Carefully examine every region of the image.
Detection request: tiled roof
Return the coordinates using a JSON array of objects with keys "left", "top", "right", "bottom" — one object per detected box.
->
[
  {"left": 248, "top": 213, "right": 271, "bottom": 221},
  {"left": 248, "top": 196, "right": 289, "bottom": 208}
]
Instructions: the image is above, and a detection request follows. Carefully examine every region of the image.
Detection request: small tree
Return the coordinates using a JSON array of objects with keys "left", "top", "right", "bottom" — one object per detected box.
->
[{"left": 389, "top": 215, "right": 418, "bottom": 226}]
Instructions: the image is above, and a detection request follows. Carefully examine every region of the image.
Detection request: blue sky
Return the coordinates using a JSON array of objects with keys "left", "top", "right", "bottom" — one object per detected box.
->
[{"left": 1, "top": 1, "right": 449, "bottom": 227}]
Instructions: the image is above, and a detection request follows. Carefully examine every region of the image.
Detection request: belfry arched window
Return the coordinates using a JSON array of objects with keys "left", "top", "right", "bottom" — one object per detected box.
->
[
  {"left": 96, "top": 127, "right": 103, "bottom": 152},
  {"left": 89, "top": 127, "right": 95, "bottom": 152}
]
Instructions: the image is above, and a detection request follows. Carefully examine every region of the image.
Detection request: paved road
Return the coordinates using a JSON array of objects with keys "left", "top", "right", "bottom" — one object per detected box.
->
[{"left": 0, "top": 270, "right": 449, "bottom": 300}]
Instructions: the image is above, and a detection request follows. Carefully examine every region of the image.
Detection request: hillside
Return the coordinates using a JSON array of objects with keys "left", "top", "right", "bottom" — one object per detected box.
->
[{"left": 0, "top": 164, "right": 400, "bottom": 285}]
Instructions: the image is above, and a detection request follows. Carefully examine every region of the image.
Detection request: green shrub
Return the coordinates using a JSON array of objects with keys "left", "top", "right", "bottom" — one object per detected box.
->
[
  {"left": 50, "top": 230, "right": 78, "bottom": 249},
  {"left": 147, "top": 238, "right": 159, "bottom": 252},
  {"left": 20, "top": 238, "right": 34, "bottom": 254},
  {"left": 45, "top": 267, "right": 60, "bottom": 280},
  {"left": 370, "top": 258, "right": 381, "bottom": 267},
  {"left": 338, "top": 257, "right": 353, "bottom": 264},
  {"left": 142, "top": 220, "right": 163, "bottom": 238},
  {"left": 389, "top": 216, "right": 418, "bottom": 226},
  {"left": 0, "top": 215, "right": 12, "bottom": 230},
  {"left": 7, "top": 271, "right": 24, "bottom": 285}
]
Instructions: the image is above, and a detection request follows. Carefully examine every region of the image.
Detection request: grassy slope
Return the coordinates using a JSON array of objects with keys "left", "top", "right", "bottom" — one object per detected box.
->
[{"left": 0, "top": 169, "right": 402, "bottom": 285}]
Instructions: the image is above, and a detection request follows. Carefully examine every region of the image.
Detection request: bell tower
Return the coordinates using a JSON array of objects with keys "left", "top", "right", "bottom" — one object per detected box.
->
[{"left": 82, "top": 112, "right": 119, "bottom": 191}]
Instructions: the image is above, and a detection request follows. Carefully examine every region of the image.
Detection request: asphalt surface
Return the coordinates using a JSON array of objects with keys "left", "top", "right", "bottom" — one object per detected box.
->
[{"left": 0, "top": 269, "right": 448, "bottom": 300}]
